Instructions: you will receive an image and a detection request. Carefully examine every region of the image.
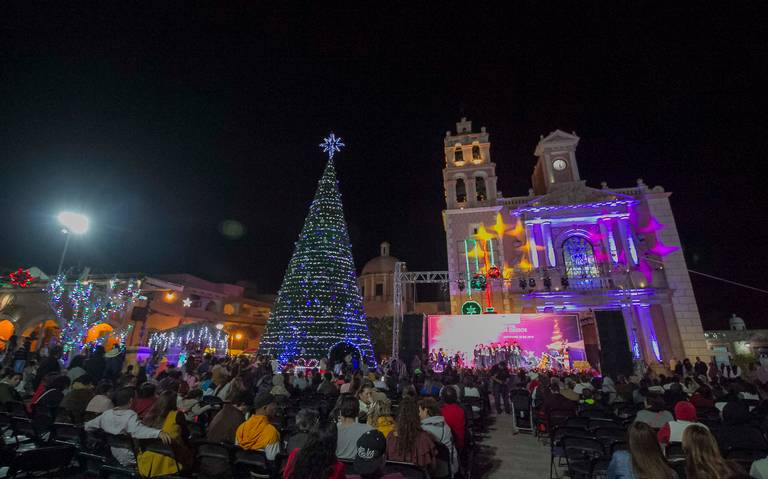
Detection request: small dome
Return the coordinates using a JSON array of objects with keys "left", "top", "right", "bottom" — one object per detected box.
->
[
  {"left": 361, "top": 241, "right": 400, "bottom": 275},
  {"left": 729, "top": 313, "right": 746, "bottom": 331}
]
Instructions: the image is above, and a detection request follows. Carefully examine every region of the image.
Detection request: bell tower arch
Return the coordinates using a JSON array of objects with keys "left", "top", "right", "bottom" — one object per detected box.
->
[{"left": 442, "top": 118, "right": 498, "bottom": 209}]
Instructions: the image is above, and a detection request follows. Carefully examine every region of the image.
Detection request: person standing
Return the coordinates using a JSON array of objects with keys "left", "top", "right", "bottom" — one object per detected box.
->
[{"left": 490, "top": 361, "right": 511, "bottom": 414}]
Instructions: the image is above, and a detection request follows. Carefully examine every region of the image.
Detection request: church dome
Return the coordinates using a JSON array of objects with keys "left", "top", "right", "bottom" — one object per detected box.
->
[
  {"left": 361, "top": 241, "right": 400, "bottom": 275},
  {"left": 729, "top": 313, "right": 747, "bottom": 331}
]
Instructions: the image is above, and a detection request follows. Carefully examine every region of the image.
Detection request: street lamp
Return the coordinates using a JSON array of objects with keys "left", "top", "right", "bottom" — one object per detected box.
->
[{"left": 57, "top": 211, "right": 90, "bottom": 275}]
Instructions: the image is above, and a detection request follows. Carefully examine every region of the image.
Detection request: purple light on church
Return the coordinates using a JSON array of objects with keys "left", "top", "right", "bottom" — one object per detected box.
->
[
  {"left": 647, "top": 240, "right": 679, "bottom": 257},
  {"left": 637, "top": 216, "right": 664, "bottom": 234}
]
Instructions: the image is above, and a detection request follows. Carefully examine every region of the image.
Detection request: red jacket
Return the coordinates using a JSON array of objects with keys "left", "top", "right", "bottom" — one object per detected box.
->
[
  {"left": 658, "top": 401, "right": 698, "bottom": 444},
  {"left": 441, "top": 403, "right": 466, "bottom": 450},
  {"left": 283, "top": 448, "right": 345, "bottom": 479}
]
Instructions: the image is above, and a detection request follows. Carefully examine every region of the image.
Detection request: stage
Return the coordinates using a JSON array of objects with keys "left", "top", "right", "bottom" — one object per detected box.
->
[{"left": 426, "top": 313, "right": 587, "bottom": 370}]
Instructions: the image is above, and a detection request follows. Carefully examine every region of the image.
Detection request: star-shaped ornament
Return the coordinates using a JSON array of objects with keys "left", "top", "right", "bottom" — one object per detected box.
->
[{"left": 182, "top": 297, "right": 192, "bottom": 308}]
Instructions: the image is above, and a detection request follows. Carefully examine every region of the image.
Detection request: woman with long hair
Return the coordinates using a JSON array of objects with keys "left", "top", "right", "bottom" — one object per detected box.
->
[
  {"left": 385, "top": 396, "right": 437, "bottom": 468},
  {"left": 284, "top": 425, "right": 345, "bottom": 479},
  {"left": 367, "top": 396, "right": 395, "bottom": 438},
  {"left": 607, "top": 421, "right": 677, "bottom": 479},
  {"left": 683, "top": 424, "right": 744, "bottom": 479},
  {"left": 137, "top": 390, "right": 193, "bottom": 477}
]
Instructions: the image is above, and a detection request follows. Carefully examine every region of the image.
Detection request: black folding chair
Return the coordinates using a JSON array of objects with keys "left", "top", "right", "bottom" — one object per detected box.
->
[
  {"left": 563, "top": 436, "right": 605, "bottom": 479},
  {"left": 384, "top": 461, "right": 430, "bottom": 479},
  {"left": 195, "top": 440, "right": 235, "bottom": 479},
  {"left": 550, "top": 427, "right": 593, "bottom": 479},
  {"left": 665, "top": 441, "right": 685, "bottom": 461},
  {"left": 51, "top": 422, "right": 86, "bottom": 447},
  {"left": 10, "top": 415, "right": 44, "bottom": 445},
  {"left": 594, "top": 427, "right": 627, "bottom": 455},
  {"left": 564, "top": 416, "right": 590, "bottom": 429},
  {"left": 725, "top": 446, "right": 768, "bottom": 472},
  {"left": 5, "top": 444, "right": 77, "bottom": 478},
  {"left": 99, "top": 464, "right": 140, "bottom": 479},
  {"left": 588, "top": 419, "right": 622, "bottom": 432},
  {"left": 233, "top": 448, "right": 273, "bottom": 479},
  {"left": 510, "top": 389, "right": 534, "bottom": 432}
]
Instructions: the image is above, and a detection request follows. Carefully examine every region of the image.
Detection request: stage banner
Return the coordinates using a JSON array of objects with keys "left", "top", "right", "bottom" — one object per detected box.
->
[{"left": 427, "top": 313, "right": 585, "bottom": 368}]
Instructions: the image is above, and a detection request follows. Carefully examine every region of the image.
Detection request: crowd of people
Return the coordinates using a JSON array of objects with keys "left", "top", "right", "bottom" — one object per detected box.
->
[{"left": 4, "top": 334, "right": 768, "bottom": 479}]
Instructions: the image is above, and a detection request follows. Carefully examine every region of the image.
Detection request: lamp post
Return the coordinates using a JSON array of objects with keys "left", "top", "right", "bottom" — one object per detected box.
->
[{"left": 56, "top": 211, "right": 89, "bottom": 275}]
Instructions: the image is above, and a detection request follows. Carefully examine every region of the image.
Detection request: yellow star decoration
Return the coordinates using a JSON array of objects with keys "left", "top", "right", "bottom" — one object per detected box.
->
[
  {"left": 508, "top": 220, "right": 525, "bottom": 239},
  {"left": 474, "top": 224, "right": 495, "bottom": 243}
]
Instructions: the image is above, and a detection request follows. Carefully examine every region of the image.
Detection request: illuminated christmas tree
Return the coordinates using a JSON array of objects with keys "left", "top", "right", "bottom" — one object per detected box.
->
[
  {"left": 551, "top": 318, "right": 563, "bottom": 345},
  {"left": 259, "top": 134, "right": 376, "bottom": 367}
]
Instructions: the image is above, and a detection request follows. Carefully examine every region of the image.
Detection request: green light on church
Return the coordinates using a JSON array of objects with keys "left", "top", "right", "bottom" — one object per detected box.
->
[{"left": 461, "top": 300, "right": 482, "bottom": 315}]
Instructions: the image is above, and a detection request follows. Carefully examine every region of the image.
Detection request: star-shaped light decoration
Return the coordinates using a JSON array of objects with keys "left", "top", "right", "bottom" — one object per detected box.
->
[
  {"left": 319, "top": 132, "right": 345, "bottom": 160},
  {"left": 182, "top": 297, "right": 192, "bottom": 308}
]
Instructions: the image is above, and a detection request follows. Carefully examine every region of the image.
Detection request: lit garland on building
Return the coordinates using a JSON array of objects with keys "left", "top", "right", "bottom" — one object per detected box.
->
[
  {"left": 259, "top": 133, "right": 376, "bottom": 367},
  {"left": 45, "top": 275, "right": 141, "bottom": 355},
  {"left": 147, "top": 322, "right": 228, "bottom": 352}
]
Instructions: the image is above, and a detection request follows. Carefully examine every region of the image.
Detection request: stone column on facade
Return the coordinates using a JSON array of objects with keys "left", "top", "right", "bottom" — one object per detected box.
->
[
  {"left": 487, "top": 175, "right": 498, "bottom": 202},
  {"left": 445, "top": 179, "right": 457, "bottom": 209},
  {"left": 617, "top": 217, "right": 637, "bottom": 265},
  {"left": 466, "top": 175, "right": 478, "bottom": 207},
  {"left": 525, "top": 223, "right": 540, "bottom": 269},
  {"left": 597, "top": 220, "right": 613, "bottom": 267},
  {"left": 542, "top": 221, "right": 556, "bottom": 267},
  {"left": 635, "top": 304, "right": 663, "bottom": 364},
  {"left": 646, "top": 192, "right": 709, "bottom": 359}
]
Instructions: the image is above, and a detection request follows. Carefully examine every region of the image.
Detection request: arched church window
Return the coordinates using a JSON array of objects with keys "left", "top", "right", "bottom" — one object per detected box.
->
[
  {"left": 475, "top": 176, "right": 487, "bottom": 201},
  {"left": 454, "top": 147, "right": 464, "bottom": 163},
  {"left": 562, "top": 236, "right": 599, "bottom": 279},
  {"left": 472, "top": 145, "right": 481, "bottom": 161},
  {"left": 455, "top": 178, "right": 467, "bottom": 203}
]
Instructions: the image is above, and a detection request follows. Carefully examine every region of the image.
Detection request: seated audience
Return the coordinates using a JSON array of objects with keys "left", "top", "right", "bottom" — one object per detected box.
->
[
  {"left": 66, "top": 355, "right": 88, "bottom": 382},
  {"left": 284, "top": 425, "right": 346, "bottom": 479},
  {"left": 205, "top": 390, "right": 253, "bottom": 443},
  {"left": 0, "top": 371, "right": 22, "bottom": 405},
  {"left": 358, "top": 384, "right": 376, "bottom": 417},
  {"left": 419, "top": 397, "right": 458, "bottom": 476},
  {"left": 286, "top": 408, "right": 320, "bottom": 452},
  {"left": 683, "top": 424, "right": 746, "bottom": 479},
  {"left": 318, "top": 372, "right": 338, "bottom": 396},
  {"left": 133, "top": 382, "right": 157, "bottom": 419},
  {"left": 658, "top": 401, "right": 707, "bottom": 446},
  {"left": 137, "top": 390, "right": 194, "bottom": 477},
  {"left": 235, "top": 391, "right": 281, "bottom": 460},
  {"left": 543, "top": 382, "right": 577, "bottom": 417},
  {"left": 86, "top": 381, "right": 115, "bottom": 415},
  {"left": 85, "top": 387, "right": 171, "bottom": 466},
  {"left": 336, "top": 395, "right": 374, "bottom": 460},
  {"left": 607, "top": 421, "right": 677, "bottom": 479},
  {"left": 716, "top": 400, "right": 768, "bottom": 453},
  {"left": 367, "top": 396, "right": 396, "bottom": 438},
  {"left": 634, "top": 395, "right": 674, "bottom": 429},
  {"left": 689, "top": 385, "right": 716, "bottom": 410},
  {"left": 33, "top": 374, "right": 70, "bottom": 414},
  {"left": 59, "top": 374, "right": 95, "bottom": 423},
  {"left": 440, "top": 386, "right": 465, "bottom": 451},
  {"left": 347, "top": 430, "right": 406, "bottom": 479},
  {"left": 386, "top": 396, "right": 437, "bottom": 469}
]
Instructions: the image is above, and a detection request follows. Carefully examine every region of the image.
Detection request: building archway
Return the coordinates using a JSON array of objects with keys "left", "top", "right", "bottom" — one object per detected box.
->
[{"left": 329, "top": 341, "right": 362, "bottom": 369}]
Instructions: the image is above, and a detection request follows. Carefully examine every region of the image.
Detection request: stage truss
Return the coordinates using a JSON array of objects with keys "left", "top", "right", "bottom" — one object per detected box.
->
[{"left": 392, "top": 262, "right": 456, "bottom": 358}]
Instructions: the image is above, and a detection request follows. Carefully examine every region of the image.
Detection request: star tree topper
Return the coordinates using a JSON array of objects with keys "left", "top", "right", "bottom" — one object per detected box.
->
[{"left": 319, "top": 132, "right": 345, "bottom": 160}]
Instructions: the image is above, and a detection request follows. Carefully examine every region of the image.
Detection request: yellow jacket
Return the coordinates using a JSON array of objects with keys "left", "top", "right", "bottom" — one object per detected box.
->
[
  {"left": 235, "top": 414, "right": 280, "bottom": 451},
  {"left": 137, "top": 411, "right": 193, "bottom": 477}
]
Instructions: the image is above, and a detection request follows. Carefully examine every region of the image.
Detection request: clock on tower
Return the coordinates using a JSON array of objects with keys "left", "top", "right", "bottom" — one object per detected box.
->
[{"left": 531, "top": 130, "right": 582, "bottom": 194}]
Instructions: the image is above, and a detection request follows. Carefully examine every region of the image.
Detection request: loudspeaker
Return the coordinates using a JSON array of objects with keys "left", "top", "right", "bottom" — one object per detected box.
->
[
  {"left": 399, "top": 314, "right": 425, "bottom": 361},
  {"left": 594, "top": 310, "right": 633, "bottom": 378}
]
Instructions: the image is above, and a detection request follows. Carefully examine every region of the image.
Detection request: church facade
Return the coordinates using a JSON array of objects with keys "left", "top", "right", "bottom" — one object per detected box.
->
[{"left": 441, "top": 118, "right": 708, "bottom": 369}]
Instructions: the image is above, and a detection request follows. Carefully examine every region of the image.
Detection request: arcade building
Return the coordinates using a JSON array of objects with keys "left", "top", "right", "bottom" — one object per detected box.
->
[{"left": 440, "top": 118, "right": 708, "bottom": 373}]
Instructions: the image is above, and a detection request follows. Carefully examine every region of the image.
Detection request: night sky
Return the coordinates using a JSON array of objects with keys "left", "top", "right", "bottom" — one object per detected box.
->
[{"left": 1, "top": 4, "right": 766, "bottom": 329}]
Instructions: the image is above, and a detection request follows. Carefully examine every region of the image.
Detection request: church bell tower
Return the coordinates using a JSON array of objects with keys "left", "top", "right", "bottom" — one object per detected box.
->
[{"left": 442, "top": 118, "right": 499, "bottom": 209}]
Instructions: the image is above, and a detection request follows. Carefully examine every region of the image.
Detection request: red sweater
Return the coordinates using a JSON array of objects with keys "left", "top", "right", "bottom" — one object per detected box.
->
[
  {"left": 283, "top": 448, "right": 345, "bottom": 479},
  {"left": 441, "top": 403, "right": 466, "bottom": 450}
]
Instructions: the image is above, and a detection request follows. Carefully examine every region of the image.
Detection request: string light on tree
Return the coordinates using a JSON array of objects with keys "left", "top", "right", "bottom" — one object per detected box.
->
[
  {"left": 45, "top": 275, "right": 141, "bottom": 356},
  {"left": 260, "top": 133, "right": 376, "bottom": 367}
]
